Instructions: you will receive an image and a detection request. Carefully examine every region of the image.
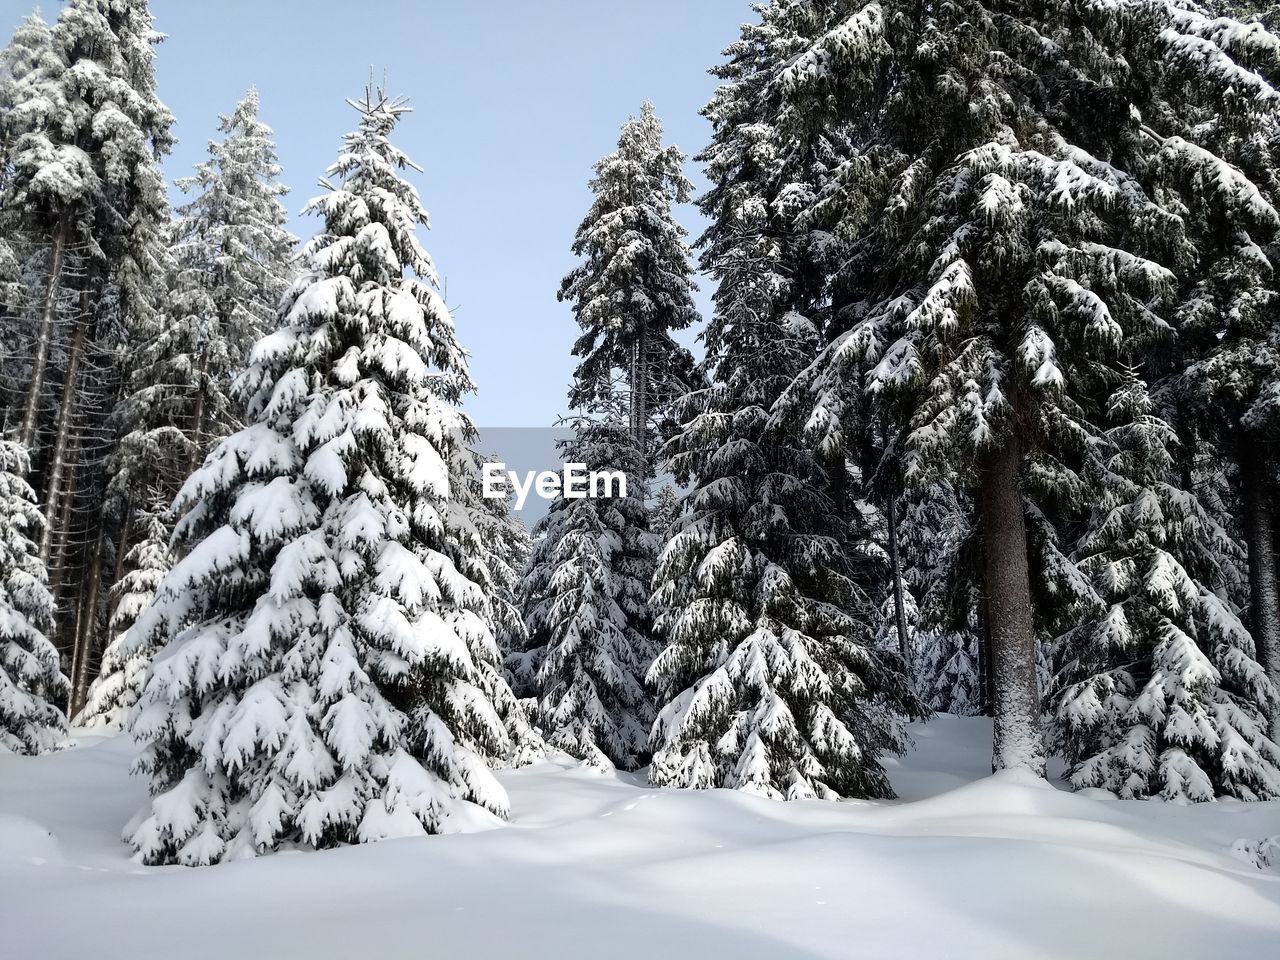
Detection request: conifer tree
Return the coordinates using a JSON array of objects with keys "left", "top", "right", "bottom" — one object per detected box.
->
[
  {"left": 5, "top": 0, "right": 173, "bottom": 446},
  {"left": 559, "top": 102, "right": 700, "bottom": 460},
  {"left": 2, "top": 0, "right": 174, "bottom": 713},
  {"left": 899, "top": 483, "right": 981, "bottom": 715},
  {"left": 73, "top": 500, "right": 171, "bottom": 731},
  {"left": 646, "top": 2, "right": 917, "bottom": 801},
  {"left": 1153, "top": 4, "right": 1280, "bottom": 739},
  {"left": 519, "top": 418, "right": 656, "bottom": 770},
  {"left": 777, "top": 0, "right": 1279, "bottom": 776},
  {"left": 0, "top": 440, "right": 66, "bottom": 754},
  {"left": 112, "top": 89, "right": 297, "bottom": 503},
  {"left": 1057, "top": 377, "right": 1280, "bottom": 800},
  {"left": 127, "top": 90, "right": 520, "bottom": 866}
]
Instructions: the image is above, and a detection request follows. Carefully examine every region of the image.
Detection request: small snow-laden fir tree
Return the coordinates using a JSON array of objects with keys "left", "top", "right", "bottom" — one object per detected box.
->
[
  {"left": 443, "top": 446, "right": 545, "bottom": 766},
  {"left": 126, "top": 90, "right": 521, "bottom": 866},
  {"left": 73, "top": 500, "right": 171, "bottom": 731},
  {"left": 650, "top": 483, "right": 683, "bottom": 542},
  {"left": 465, "top": 454, "right": 532, "bottom": 668},
  {"left": 897, "top": 482, "right": 982, "bottom": 716},
  {"left": 1057, "top": 377, "right": 1280, "bottom": 801},
  {"left": 0, "top": 440, "right": 67, "bottom": 754},
  {"left": 518, "top": 417, "right": 656, "bottom": 771},
  {"left": 559, "top": 102, "right": 701, "bottom": 460},
  {"left": 650, "top": 377, "right": 917, "bottom": 798}
]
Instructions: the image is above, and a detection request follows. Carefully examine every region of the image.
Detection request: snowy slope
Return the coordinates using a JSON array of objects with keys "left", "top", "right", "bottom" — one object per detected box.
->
[{"left": 2, "top": 715, "right": 1278, "bottom": 960}]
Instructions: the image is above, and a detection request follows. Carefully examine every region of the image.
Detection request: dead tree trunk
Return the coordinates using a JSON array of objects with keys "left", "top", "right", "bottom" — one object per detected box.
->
[
  {"left": 19, "top": 214, "right": 71, "bottom": 447},
  {"left": 977, "top": 430, "right": 1046, "bottom": 775},
  {"left": 1239, "top": 434, "right": 1280, "bottom": 741}
]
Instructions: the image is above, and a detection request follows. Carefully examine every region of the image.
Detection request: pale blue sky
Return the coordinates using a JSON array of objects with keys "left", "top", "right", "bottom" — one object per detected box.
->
[{"left": 5, "top": 0, "right": 753, "bottom": 427}]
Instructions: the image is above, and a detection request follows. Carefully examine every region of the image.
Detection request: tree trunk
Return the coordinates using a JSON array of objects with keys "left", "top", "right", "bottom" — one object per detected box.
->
[
  {"left": 70, "top": 521, "right": 108, "bottom": 716},
  {"left": 630, "top": 324, "right": 649, "bottom": 462},
  {"left": 977, "top": 432, "right": 1046, "bottom": 775},
  {"left": 39, "top": 296, "right": 90, "bottom": 563},
  {"left": 19, "top": 214, "right": 70, "bottom": 447},
  {"left": 1239, "top": 434, "right": 1280, "bottom": 742},
  {"left": 885, "top": 490, "right": 911, "bottom": 663}
]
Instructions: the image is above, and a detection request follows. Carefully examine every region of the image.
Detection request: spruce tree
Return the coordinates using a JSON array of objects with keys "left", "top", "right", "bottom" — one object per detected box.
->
[
  {"left": 559, "top": 102, "right": 700, "bottom": 459},
  {"left": 127, "top": 90, "right": 520, "bottom": 865},
  {"left": 899, "top": 483, "right": 981, "bottom": 716},
  {"left": 2, "top": 0, "right": 174, "bottom": 713},
  {"left": 461, "top": 454, "right": 531, "bottom": 669},
  {"left": 0, "top": 440, "right": 66, "bottom": 754},
  {"left": 519, "top": 418, "right": 656, "bottom": 771},
  {"left": 1153, "top": 5, "right": 1280, "bottom": 739},
  {"left": 112, "top": 89, "right": 297, "bottom": 504},
  {"left": 646, "top": 2, "right": 917, "bottom": 800},
  {"left": 1056, "top": 377, "right": 1280, "bottom": 801},
  {"left": 775, "top": 0, "right": 1279, "bottom": 776},
  {"left": 73, "top": 500, "right": 171, "bottom": 731}
]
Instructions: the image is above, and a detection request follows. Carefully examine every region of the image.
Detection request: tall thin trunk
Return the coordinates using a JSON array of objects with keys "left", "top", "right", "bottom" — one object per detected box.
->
[
  {"left": 19, "top": 213, "right": 71, "bottom": 447},
  {"left": 39, "top": 294, "right": 90, "bottom": 562},
  {"left": 630, "top": 324, "right": 649, "bottom": 462},
  {"left": 70, "top": 522, "right": 108, "bottom": 716},
  {"left": 45, "top": 443, "right": 78, "bottom": 608},
  {"left": 977, "top": 431, "right": 1046, "bottom": 775},
  {"left": 1239, "top": 434, "right": 1280, "bottom": 741},
  {"left": 189, "top": 353, "right": 209, "bottom": 474},
  {"left": 885, "top": 490, "right": 911, "bottom": 663}
]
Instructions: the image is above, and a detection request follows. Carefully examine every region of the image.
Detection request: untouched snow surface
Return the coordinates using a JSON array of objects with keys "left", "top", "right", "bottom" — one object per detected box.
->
[{"left": 2, "top": 715, "right": 1278, "bottom": 959}]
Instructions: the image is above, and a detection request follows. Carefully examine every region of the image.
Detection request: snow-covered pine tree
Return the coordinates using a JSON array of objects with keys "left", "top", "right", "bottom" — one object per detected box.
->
[
  {"left": 896, "top": 482, "right": 981, "bottom": 715},
  {"left": 468, "top": 455, "right": 532, "bottom": 671},
  {"left": 441, "top": 445, "right": 545, "bottom": 766},
  {"left": 97, "top": 90, "right": 297, "bottom": 716},
  {"left": 1057, "top": 376, "right": 1280, "bottom": 801},
  {"left": 112, "top": 88, "right": 297, "bottom": 504},
  {"left": 649, "top": 483, "right": 682, "bottom": 542},
  {"left": 2, "top": 0, "right": 175, "bottom": 713},
  {"left": 518, "top": 417, "right": 656, "bottom": 771},
  {"left": 1151, "top": 2, "right": 1280, "bottom": 739},
  {"left": 774, "top": 0, "right": 1280, "bottom": 776},
  {"left": 4, "top": 0, "right": 174, "bottom": 445},
  {"left": 0, "top": 440, "right": 66, "bottom": 754},
  {"left": 126, "top": 89, "right": 521, "bottom": 865},
  {"left": 646, "top": 1, "right": 917, "bottom": 801},
  {"left": 559, "top": 102, "right": 700, "bottom": 460},
  {"left": 73, "top": 499, "right": 171, "bottom": 731}
]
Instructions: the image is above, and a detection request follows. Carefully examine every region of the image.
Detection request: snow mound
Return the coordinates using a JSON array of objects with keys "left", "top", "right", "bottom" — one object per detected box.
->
[{"left": 0, "top": 813, "right": 62, "bottom": 866}]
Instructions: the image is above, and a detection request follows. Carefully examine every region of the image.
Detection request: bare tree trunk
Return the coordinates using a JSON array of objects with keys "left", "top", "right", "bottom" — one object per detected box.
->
[
  {"left": 70, "top": 522, "right": 108, "bottom": 716},
  {"left": 1239, "top": 434, "right": 1280, "bottom": 742},
  {"left": 189, "top": 354, "right": 209, "bottom": 474},
  {"left": 45, "top": 444, "right": 78, "bottom": 609},
  {"left": 19, "top": 214, "right": 70, "bottom": 447},
  {"left": 629, "top": 324, "right": 649, "bottom": 462},
  {"left": 39, "top": 297, "right": 89, "bottom": 563},
  {"left": 885, "top": 490, "right": 911, "bottom": 663},
  {"left": 977, "top": 431, "right": 1046, "bottom": 775}
]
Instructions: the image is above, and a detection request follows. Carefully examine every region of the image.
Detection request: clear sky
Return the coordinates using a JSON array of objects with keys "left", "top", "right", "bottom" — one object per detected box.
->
[{"left": 4, "top": 0, "right": 754, "bottom": 428}]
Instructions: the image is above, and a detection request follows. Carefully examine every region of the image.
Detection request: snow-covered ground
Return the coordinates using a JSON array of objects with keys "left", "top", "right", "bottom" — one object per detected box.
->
[{"left": 2, "top": 715, "right": 1278, "bottom": 959}]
